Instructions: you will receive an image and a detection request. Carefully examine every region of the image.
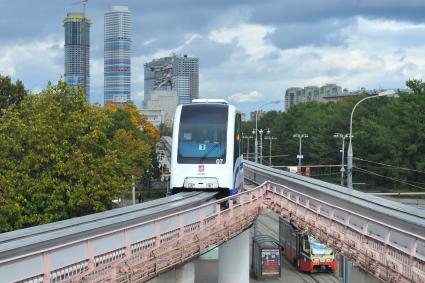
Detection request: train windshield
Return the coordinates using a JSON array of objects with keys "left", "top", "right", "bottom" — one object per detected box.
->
[
  {"left": 178, "top": 104, "right": 228, "bottom": 164},
  {"left": 309, "top": 236, "right": 333, "bottom": 256}
]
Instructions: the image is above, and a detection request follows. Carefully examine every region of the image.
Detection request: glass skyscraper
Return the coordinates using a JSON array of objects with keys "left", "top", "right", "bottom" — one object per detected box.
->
[
  {"left": 104, "top": 6, "right": 131, "bottom": 105},
  {"left": 144, "top": 54, "right": 199, "bottom": 106},
  {"left": 64, "top": 13, "right": 91, "bottom": 101}
]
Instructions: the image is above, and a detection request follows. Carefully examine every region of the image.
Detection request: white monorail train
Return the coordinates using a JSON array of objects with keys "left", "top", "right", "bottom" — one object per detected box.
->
[{"left": 170, "top": 99, "right": 243, "bottom": 196}]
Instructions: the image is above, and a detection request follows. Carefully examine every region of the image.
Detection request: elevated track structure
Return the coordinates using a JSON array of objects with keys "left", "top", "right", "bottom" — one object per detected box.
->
[{"left": 1, "top": 159, "right": 424, "bottom": 282}]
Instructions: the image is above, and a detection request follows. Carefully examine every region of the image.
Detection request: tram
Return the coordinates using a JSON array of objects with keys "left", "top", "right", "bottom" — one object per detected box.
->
[
  {"left": 279, "top": 217, "right": 337, "bottom": 273},
  {"left": 170, "top": 99, "right": 243, "bottom": 196}
]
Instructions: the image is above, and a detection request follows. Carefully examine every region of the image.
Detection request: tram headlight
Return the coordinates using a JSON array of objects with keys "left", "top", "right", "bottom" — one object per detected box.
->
[
  {"left": 187, "top": 183, "right": 195, "bottom": 188},
  {"left": 206, "top": 183, "right": 214, "bottom": 188}
]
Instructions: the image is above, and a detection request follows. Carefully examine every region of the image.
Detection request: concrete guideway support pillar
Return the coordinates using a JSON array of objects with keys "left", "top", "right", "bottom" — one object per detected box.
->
[
  {"left": 344, "top": 257, "right": 352, "bottom": 283},
  {"left": 148, "top": 262, "right": 195, "bottom": 283},
  {"left": 218, "top": 229, "right": 250, "bottom": 283}
]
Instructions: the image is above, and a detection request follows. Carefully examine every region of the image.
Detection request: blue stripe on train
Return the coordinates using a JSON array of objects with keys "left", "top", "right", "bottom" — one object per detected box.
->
[{"left": 231, "top": 162, "right": 244, "bottom": 195}]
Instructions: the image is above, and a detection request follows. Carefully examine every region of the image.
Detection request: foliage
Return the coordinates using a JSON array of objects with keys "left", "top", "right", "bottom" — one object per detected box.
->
[
  {"left": 0, "top": 74, "right": 27, "bottom": 109},
  {"left": 0, "top": 82, "right": 156, "bottom": 232},
  {"left": 242, "top": 80, "right": 425, "bottom": 192},
  {"left": 158, "top": 123, "right": 173, "bottom": 137},
  {"left": 105, "top": 103, "right": 160, "bottom": 142}
]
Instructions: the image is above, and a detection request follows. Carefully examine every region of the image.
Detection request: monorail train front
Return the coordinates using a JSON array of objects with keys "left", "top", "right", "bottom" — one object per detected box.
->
[{"left": 170, "top": 99, "right": 243, "bottom": 196}]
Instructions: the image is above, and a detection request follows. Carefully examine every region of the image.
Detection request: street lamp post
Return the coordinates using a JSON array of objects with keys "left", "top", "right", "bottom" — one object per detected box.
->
[
  {"left": 254, "top": 100, "right": 280, "bottom": 163},
  {"left": 347, "top": 90, "right": 395, "bottom": 189},
  {"left": 293, "top": 133, "right": 308, "bottom": 167},
  {"left": 265, "top": 135, "right": 277, "bottom": 166},
  {"left": 333, "top": 133, "right": 351, "bottom": 186},
  {"left": 259, "top": 129, "right": 267, "bottom": 164},
  {"left": 243, "top": 135, "right": 253, "bottom": 160}
]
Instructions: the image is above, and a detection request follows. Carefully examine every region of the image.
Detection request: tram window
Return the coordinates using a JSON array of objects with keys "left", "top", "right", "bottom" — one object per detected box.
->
[{"left": 302, "top": 236, "right": 310, "bottom": 253}]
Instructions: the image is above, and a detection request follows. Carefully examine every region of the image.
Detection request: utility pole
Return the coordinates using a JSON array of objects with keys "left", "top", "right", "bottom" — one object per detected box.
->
[
  {"left": 333, "top": 133, "right": 351, "bottom": 186},
  {"left": 293, "top": 133, "right": 308, "bottom": 167},
  {"left": 347, "top": 90, "right": 395, "bottom": 189},
  {"left": 265, "top": 135, "right": 277, "bottom": 166},
  {"left": 253, "top": 100, "right": 280, "bottom": 163},
  {"left": 132, "top": 175, "right": 135, "bottom": 205},
  {"left": 259, "top": 129, "right": 268, "bottom": 164},
  {"left": 243, "top": 135, "right": 253, "bottom": 161}
]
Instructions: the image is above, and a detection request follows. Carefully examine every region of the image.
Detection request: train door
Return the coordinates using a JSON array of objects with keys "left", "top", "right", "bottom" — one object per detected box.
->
[
  {"left": 295, "top": 232, "right": 301, "bottom": 267},
  {"left": 232, "top": 113, "right": 243, "bottom": 193},
  {"left": 298, "top": 234, "right": 312, "bottom": 272}
]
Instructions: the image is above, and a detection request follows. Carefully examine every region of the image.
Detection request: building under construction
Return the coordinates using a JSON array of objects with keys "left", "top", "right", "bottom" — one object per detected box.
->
[{"left": 64, "top": 12, "right": 91, "bottom": 101}]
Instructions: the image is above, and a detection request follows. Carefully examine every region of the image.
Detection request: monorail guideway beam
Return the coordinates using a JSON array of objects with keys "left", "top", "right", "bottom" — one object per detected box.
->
[
  {"left": 1, "top": 189, "right": 263, "bottom": 283},
  {"left": 2, "top": 162, "right": 425, "bottom": 283}
]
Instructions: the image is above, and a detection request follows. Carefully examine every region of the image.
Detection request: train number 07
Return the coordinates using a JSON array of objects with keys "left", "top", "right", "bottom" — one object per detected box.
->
[{"left": 216, "top": 159, "right": 223, "bottom": 164}]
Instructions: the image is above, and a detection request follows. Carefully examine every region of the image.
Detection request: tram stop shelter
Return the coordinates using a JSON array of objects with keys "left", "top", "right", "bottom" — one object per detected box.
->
[{"left": 251, "top": 235, "right": 282, "bottom": 280}]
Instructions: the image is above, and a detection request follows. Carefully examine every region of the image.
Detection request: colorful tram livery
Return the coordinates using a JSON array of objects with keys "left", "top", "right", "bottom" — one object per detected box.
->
[
  {"left": 279, "top": 217, "right": 337, "bottom": 273},
  {"left": 170, "top": 99, "right": 243, "bottom": 196}
]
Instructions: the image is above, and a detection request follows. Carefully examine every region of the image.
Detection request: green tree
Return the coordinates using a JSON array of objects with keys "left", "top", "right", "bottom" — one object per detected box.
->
[
  {"left": 0, "top": 74, "right": 27, "bottom": 109},
  {"left": 243, "top": 80, "right": 425, "bottom": 191},
  {"left": 0, "top": 81, "right": 154, "bottom": 231}
]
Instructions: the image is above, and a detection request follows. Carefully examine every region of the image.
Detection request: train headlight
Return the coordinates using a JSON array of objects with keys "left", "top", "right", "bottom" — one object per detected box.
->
[
  {"left": 206, "top": 183, "right": 214, "bottom": 188},
  {"left": 326, "top": 258, "right": 331, "bottom": 262},
  {"left": 313, "top": 258, "right": 319, "bottom": 263},
  {"left": 187, "top": 183, "right": 195, "bottom": 188}
]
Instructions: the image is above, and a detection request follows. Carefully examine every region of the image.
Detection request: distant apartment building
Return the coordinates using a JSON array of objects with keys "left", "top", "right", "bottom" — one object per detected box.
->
[
  {"left": 284, "top": 84, "right": 343, "bottom": 111},
  {"left": 144, "top": 54, "right": 199, "bottom": 105},
  {"left": 64, "top": 13, "right": 91, "bottom": 101},
  {"left": 241, "top": 113, "right": 247, "bottom": 122},
  {"left": 104, "top": 6, "right": 131, "bottom": 105},
  {"left": 140, "top": 90, "right": 179, "bottom": 127},
  {"left": 250, "top": 110, "right": 266, "bottom": 121}
]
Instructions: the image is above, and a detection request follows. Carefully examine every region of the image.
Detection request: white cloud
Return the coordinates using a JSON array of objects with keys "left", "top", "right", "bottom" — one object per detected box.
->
[
  {"left": 0, "top": 35, "right": 63, "bottom": 80},
  {"left": 184, "top": 33, "right": 203, "bottom": 45},
  {"left": 136, "top": 91, "right": 144, "bottom": 98},
  {"left": 203, "top": 17, "right": 425, "bottom": 108},
  {"left": 209, "top": 24, "right": 276, "bottom": 59},
  {"left": 229, "top": 90, "right": 263, "bottom": 103},
  {"left": 143, "top": 38, "right": 158, "bottom": 46}
]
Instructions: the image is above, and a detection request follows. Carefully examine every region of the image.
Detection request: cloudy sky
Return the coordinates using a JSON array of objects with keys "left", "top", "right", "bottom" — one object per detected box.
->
[{"left": 1, "top": 0, "right": 425, "bottom": 113}]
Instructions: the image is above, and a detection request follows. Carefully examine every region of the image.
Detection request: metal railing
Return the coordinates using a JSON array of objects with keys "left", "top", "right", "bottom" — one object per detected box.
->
[
  {"left": 2, "top": 188, "right": 264, "bottom": 283},
  {"left": 2, "top": 160, "right": 425, "bottom": 282},
  {"left": 264, "top": 181, "right": 425, "bottom": 282}
]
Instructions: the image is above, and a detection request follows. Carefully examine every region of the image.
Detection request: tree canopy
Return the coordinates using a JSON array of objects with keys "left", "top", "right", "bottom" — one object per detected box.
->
[
  {"left": 0, "top": 75, "right": 27, "bottom": 109},
  {"left": 0, "top": 79, "right": 156, "bottom": 232},
  {"left": 243, "top": 80, "right": 425, "bottom": 192}
]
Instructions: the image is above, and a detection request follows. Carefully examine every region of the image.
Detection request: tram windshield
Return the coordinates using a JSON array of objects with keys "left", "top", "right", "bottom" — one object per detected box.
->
[
  {"left": 309, "top": 236, "right": 333, "bottom": 256},
  {"left": 178, "top": 104, "right": 228, "bottom": 164}
]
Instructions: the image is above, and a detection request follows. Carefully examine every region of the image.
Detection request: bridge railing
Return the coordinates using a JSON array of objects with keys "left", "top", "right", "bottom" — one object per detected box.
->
[
  {"left": 264, "top": 181, "right": 425, "bottom": 283},
  {"left": 4, "top": 186, "right": 264, "bottom": 283},
  {"left": 3, "top": 158, "right": 425, "bottom": 283}
]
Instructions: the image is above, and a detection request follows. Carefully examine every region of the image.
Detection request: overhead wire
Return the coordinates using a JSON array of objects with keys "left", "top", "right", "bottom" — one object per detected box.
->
[
  {"left": 353, "top": 166, "right": 425, "bottom": 191},
  {"left": 354, "top": 157, "right": 425, "bottom": 174}
]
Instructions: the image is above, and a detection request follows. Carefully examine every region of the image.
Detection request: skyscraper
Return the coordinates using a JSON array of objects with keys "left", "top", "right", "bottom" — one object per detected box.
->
[
  {"left": 104, "top": 6, "right": 131, "bottom": 105},
  {"left": 64, "top": 13, "right": 91, "bottom": 101},
  {"left": 144, "top": 54, "right": 199, "bottom": 105}
]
